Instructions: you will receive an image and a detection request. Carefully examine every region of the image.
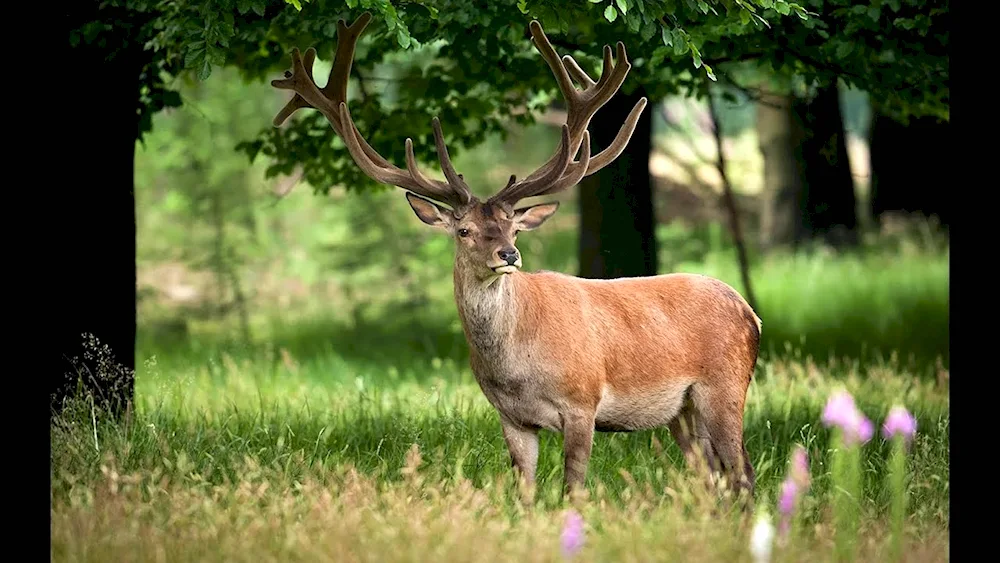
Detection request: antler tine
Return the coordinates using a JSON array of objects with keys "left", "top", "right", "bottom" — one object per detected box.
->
[
  {"left": 431, "top": 118, "right": 471, "bottom": 193},
  {"left": 488, "top": 125, "right": 572, "bottom": 210},
  {"left": 562, "top": 54, "right": 596, "bottom": 89},
  {"left": 270, "top": 12, "right": 472, "bottom": 210},
  {"left": 490, "top": 20, "right": 648, "bottom": 208},
  {"left": 534, "top": 130, "right": 592, "bottom": 198}
]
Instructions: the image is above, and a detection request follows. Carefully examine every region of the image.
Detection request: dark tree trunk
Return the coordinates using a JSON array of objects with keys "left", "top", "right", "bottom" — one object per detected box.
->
[
  {"left": 756, "top": 88, "right": 807, "bottom": 249},
  {"left": 869, "top": 111, "right": 950, "bottom": 228},
  {"left": 53, "top": 29, "right": 143, "bottom": 420},
  {"left": 791, "top": 81, "right": 859, "bottom": 247},
  {"left": 578, "top": 86, "right": 656, "bottom": 279}
]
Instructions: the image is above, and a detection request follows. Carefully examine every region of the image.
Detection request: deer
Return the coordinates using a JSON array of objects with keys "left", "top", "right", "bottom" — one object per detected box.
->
[{"left": 270, "top": 11, "right": 761, "bottom": 503}]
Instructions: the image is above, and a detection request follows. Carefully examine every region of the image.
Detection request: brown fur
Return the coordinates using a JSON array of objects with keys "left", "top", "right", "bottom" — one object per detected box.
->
[{"left": 406, "top": 194, "right": 761, "bottom": 500}]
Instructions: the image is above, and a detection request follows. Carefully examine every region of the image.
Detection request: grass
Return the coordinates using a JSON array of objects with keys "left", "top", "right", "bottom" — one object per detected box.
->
[
  {"left": 51, "top": 353, "right": 949, "bottom": 562},
  {"left": 53, "top": 235, "right": 950, "bottom": 562}
]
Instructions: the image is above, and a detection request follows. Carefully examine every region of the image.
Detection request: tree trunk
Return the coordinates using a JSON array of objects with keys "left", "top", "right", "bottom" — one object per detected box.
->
[
  {"left": 792, "top": 81, "right": 859, "bottom": 247},
  {"left": 53, "top": 34, "right": 143, "bottom": 420},
  {"left": 756, "top": 87, "right": 806, "bottom": 249},
  {"left": 869, "top": 111, "right": 950, "bottom": 228},
  {"left": 578, "top": 86, "right": 657, "bottom": 279}
]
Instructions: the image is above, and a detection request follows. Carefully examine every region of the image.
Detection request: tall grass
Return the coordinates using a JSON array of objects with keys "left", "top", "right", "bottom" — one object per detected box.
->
[{"left": 52, "top": 344, "right": 949, "bottom": 561}]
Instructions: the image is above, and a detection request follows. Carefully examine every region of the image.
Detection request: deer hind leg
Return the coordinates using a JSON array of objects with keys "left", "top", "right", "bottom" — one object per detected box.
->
[
  {"left": 668, "top": 390, "right": 721, "bottom": 479},
  {"left": 690, "top": 382, "right": 755, "bottom": 506}
]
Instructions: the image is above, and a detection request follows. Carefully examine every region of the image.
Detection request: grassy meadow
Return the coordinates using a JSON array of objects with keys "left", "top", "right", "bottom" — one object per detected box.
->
[
  {"left": 51, "top": 236, "right": 951, "bottom": 562},
  {"left": 51, "top": 75, "right": 949, "bottom": 562}
]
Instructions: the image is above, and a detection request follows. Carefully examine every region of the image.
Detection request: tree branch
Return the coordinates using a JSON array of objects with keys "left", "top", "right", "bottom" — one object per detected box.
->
[{"left": 706, "top": 79, "right": 758, "bottom": 313}]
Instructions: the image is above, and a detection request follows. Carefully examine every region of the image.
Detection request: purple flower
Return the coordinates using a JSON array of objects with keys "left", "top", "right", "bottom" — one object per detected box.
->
[
  {"left": 821, "top": 390, "right": 874, "bottom": 446},
  {"left": 789, "top": 446, "right": 810, "bottom": 488},
  {"left": 561, "top": 510, "right": 585, "bottom": 558},
  {"left": 821, "top": 390, "right": 858, "bottom": 428},
  {"left": 857, "top": 417, "right": 874, "bottom": 443},
  {"left": 882, "top": 405, "right": 917, "bottom": 443},
  {"left": 778, "top": 479, "right": 799, "bottom": 516},
  {"left": 776, "top": 445, "right": 811, "bottom": 539}
]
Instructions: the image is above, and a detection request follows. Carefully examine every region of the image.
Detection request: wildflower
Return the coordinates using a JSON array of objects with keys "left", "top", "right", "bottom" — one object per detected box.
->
[
  {"left": 750, "top": 512, "right": 775, "bottom": 563},
  {"left": 821, "top": 389, "right": 857, "bottom": 428},
  {"left": 821, "top": 389, "right": 873, "bottom": 445},
  {"left": 777, "top": 445, "right": 811, "bottom": 539},
  {"left": 789, "top": 446, "right": 810, "bottom": 488},
  {"left": 882, "top": 405, "right": 917, "bottom": 444},
  {"left": 560, "top": 509, "right": 585, "bottom": 558},
  {"left": 857, "top": 416, "right": 874, "bottom": 443},
  {"left": 778, "top": 479, "right": 799, "bottom": 521}
]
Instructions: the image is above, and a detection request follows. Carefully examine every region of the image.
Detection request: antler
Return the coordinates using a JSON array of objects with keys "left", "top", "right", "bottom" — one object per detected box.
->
[
  {"left": 270, "top": 12, "right": 473, "bottom": 212},
  {"left": 488, "top": 21, "right": 648, "bottom": 211}
]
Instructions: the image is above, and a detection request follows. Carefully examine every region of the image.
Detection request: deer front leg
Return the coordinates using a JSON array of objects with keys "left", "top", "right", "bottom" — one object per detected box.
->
[
  {"left": 501, "top": 415, "right": 540, "bottom": 486},
  {"left": 562, "top": 410, "right": 596, "bottom": 496}
]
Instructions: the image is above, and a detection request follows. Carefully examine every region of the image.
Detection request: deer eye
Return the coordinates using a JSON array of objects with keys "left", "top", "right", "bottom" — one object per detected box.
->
[{"left": 457, "top": 228, "right": 470, "bottom": 238}]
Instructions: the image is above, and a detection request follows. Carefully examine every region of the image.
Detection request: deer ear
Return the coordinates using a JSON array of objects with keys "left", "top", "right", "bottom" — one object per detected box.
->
[
  {"left": 513, "top": 201, "right": 559, "bottom": 231},
  {"left": 405, "top": 192, "right": 452, "bottom": 229}
]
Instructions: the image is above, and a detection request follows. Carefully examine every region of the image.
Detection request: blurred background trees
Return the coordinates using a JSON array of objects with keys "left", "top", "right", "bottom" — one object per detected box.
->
[{"left": 61, "top": 0, "right": 948, "bottom": 417}]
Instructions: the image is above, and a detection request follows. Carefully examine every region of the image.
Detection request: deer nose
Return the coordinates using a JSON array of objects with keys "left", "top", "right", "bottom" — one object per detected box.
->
[{"left": 497, "top": 248, "right": 519, "bottom": 265}]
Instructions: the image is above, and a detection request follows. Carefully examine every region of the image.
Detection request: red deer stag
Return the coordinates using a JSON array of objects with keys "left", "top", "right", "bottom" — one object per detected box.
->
[{"left": 270, "top": 12, "right": 761, "bottom": 501}]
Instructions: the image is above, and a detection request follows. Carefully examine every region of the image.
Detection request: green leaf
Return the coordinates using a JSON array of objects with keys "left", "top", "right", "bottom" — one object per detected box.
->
[
  {"left": 198, "top": 58, "right": 213, "bottom": 81},
  {"left": 692, "top": 50, "right": 702, "bottom": 69},
  {"left": 588, "top": 0, "right": 603, "bottom": 3},
  {"left": 835, "top": 41, "right": 853, "bottom": 58},
  {"left": 208, "top": 47, "right": 226, "bottom": 66},
  {"left": 616, "top": 0, "right": 628, "bottom": 14},
  {"left": 649, "top": 45, "right": 669, "bottom": 67},
  {"left": 775, "top": 2, "right": 790, "bottom": 15},
  {"left": 673, "top": 37, "right": 689, "bottom": 56},
  {"left": 760, "top": 0, "right": 774, "bottom": 8},
  {"left": 396, "top": 28, "right": 411, "bottom": 49},
  {"left": 250, "top": 0, "right": 266, "bottom": 16},
  {"left": 868, "top": 6, "right": 881, "bottom": 22},
  {"left": 704, "top": 63, "right": 716, "bottom": 81},
  {"left": 641, "top": 19, "right": 657, "bottom": 42},
  {"left": 604, "top": 5, "right": 618, "bottom": 22},
  {"left": 661, "top": 25, "right": 673, "bottom": 46},
  {"left": 236, "top": 0, "right": 251, "bottom": 14},
  {"left": 285, "top": 0, "right": 302, "bottom": 10},
  {"left": 184, "top": 46, "right": 205, "bottom": 68},
  {"left": 517, "top": 0, "right": 528, "bottom": 14},
  {"left": 697, "top": 1, "right": 710, "bottom": 15},
  {"left": 740, "top": 9, "right": 750, "bottom": 25},
  {"left": 625, "top": 10, "right": 641, "bottom": 32}
]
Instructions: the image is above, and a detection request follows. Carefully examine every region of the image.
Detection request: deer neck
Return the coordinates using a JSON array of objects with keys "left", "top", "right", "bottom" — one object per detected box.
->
[{"left": 453, "top": 265, "right": 523, "bottom": 358}]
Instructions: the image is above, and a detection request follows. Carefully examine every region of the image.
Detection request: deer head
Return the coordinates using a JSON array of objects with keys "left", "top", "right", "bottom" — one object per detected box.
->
[{"left": 271, "top": 12, "right": 647, "bottom": 281}]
